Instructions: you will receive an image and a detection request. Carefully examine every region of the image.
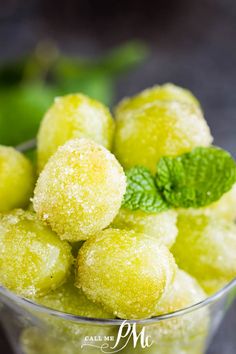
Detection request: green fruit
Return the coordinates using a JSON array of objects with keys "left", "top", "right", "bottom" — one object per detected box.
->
[
  {"left": 33, "top": 139, "right": 126, "bottom": 242},
  {"left": 76, "top": 228, "right": 176, "bottom": 319},
  {"left": 115, "top": 83, "right": 201, "bottom": 118},
  {"left": 156, "top": 269, "right": 206, "bottom": 315},
  {"left": 35, "top": 276, "right": 114, "bottom": 343},
  {"left": 0, "top": 145, "right": 34, "bottom": 212},
  {"left": 116, "top": 269, "right": 207, "bottom": 354},
  {"left": 143, "top": 270, "right": 208, "bottom": 354},
  {"left": 172, "top": 210, "right": 236, "bottom": 294},
  {"left": 0, "top": 209, "right": 72, "bottom": 297},
  {"left": 37, "top": 93, "right": 115, "bottom": 171},
  {"left": 111, "top": 208, "right": 177, "bottom": 248},
  {"left": 114, "top": 101, "right": 212, "bottom": 173},
  {"left": 37, "top": 276, "right": 112, "bottom": 319}
]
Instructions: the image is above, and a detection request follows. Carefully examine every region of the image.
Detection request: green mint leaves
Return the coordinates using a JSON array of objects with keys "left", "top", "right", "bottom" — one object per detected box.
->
[
  {"left": 122, "top": 166, "right": 169, "bottom": 212},
  {"left": 122, "top": 147, "right": 236, "bottom": 212},
  {"left": 156, "top": 147, "right": 236, "bottom": 208}
]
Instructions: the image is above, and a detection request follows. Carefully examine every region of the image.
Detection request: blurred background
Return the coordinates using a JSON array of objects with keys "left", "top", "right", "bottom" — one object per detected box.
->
[{"left": 0, "top": 0, "right": 235, "bottom": 353}]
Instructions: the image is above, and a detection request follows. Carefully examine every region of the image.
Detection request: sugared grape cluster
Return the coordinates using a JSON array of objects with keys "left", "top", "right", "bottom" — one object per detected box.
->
[{"left": 0, "top": 85, "right": 235, "bottom": 354}]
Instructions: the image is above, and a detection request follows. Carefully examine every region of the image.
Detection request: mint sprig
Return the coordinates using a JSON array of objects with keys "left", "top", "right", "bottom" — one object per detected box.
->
[
  {"left": 156, "top": 147, "right": 236, "bottom": 208},
  {"left": 122, "top": 147, "right": 236, "bottom": 212},
  {"left": 122, "top": 166, "right": 169, "bottom": 212}
]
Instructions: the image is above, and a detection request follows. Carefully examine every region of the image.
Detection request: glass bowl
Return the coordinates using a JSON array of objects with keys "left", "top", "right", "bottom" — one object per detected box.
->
[
  {"left": 0, "top": 279, "right": 236, "bottom": 354},
  {"left": 0, "top": 140, "right": 235, "bottom": 354}
]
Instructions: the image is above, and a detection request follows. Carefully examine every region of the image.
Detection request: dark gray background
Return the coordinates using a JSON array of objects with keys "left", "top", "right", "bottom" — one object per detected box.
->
[{"left": 0, "top": 0, "right": 236, "bottom": 353}]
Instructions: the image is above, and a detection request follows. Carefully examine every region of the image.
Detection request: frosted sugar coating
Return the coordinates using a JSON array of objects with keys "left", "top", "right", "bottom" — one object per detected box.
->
[
  {"left": 146, "top": 269, "right": 208, "bottom": 351},
  {"left": 33, "top": 139, "right": 126, "bottom": 241},
  {"left": 172, "top": 210, "right": 236, "bottom": 294},
  {"left": 114, "top": 100, "right": 212, "bottom": 173},
  {"left": 115, "top": 83, "right": 202, "bottom": 119},
  {"left": 37, "top": 93, "right": 115, "bottom": 171},
  {"left": 0, "top": 209, "right": 72, "bottom": 298},
  {"left": 76, "top": 228, "right": 177, "bottom": 319},
  {"left": 111, "top": 208, "right": 178, "bottom": 248},
  {"left": 0, "top": 145, "right": 34, "bottom": 212}
]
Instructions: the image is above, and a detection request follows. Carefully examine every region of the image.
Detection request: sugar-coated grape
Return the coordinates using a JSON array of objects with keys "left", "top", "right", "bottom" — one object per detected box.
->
[
  {"left": 33, "top": 139, "right": 126, "bottom": 242},
  {"left": 200, "top": 278, "right": 231, "bottom": 296},
  {"left": 156, "top": 269, "right": 206, "bottom": 315},
  {"left": 37, "top": 276, "right": 113, "bottom": 319},
  {"left": 115, "top": 83, "right": 201, "bottom": 119},
  {"left": 172, "top": 210, "right": 236, "bottom": 294},
  {"left": 35, "top": 276, "right": 114, "bottom": 343},
  {"left": 0, "top": 209, "right": 72, "bottom": 298},
  {"left": 113, "top": 101, "right": 212, "bottom": 173},
  {"left": 111, "top": 208, "right": 178, "bottom": 248},
  {"left": 37, "top": 94, "right": 115, "bottom": 171},
  {"left": 0, "top": 145, "right": 34, "bottom": 212},
  {"left": 76, "top": 228, "right": 177, "bottom": 319},
  {"left": 115, "top": 268, "right": 207, "bottom": 354},
  {"left": 144, "top": 269, "right": 207, "bottom": 353}
]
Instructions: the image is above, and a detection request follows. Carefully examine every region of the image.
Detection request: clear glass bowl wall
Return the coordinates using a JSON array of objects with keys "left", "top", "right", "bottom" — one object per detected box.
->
[{"left": 0, "top": 141, "right": 235, "bottom": 354}]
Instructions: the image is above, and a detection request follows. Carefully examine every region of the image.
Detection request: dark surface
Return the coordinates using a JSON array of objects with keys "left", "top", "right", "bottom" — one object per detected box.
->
[
  {"left": 2, "top": 0, "right": 235, "bottom": 153},
  {"left": 0, "top": 0, "right": 236, "bottom": 353}
]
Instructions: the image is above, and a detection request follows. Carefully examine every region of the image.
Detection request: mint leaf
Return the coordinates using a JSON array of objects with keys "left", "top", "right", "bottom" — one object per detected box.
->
[
  {"left": 122, "top": 166, "right": 169, "bottom": 212},
  {"left": 156, "top": 147, "right": 236, "bottom": 208}
]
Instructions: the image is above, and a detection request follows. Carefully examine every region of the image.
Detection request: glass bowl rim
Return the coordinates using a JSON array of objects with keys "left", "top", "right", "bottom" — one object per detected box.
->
[
  {"left": 1, "top": 279, "right": 235, "bottom": 325},
  {"left": 0, "top": 139, "right": 234, "bottom": 326}
]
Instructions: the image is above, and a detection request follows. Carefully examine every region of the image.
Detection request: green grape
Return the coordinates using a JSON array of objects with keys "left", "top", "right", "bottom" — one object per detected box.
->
[
  {"left": 115, "top": 83, "right": 201, "bottom": 119},
  {"left": 172, "top": 210, "right": 236, "bottom": 294},
  {"left": 112, "top": 269, "right": 207, "bottom": 354},
  {"left": 200, "top": 278, "right": 230, "bottom": 296},
  {"left": 33, "top": 139, "right": 126, "bottom": 242},
  {"left": 153, "top": 269, "right": 207, "bottom": 338},
  {"left": 140, "top": 270, "right": 208, "bottom": 354},
  {"left": 36, "top": 276, "right": 113, "bottom": 319},
  {"left": 111, "top": 208, "right": 178, "bottom": 248},
  {"left": 156, "top": 269, "right": 206, "bottom": 315},
  {"left": 37, "top": 93, "right": 115, "bottom": 171},
  {"left": 0, "top": 145, "right": 35, "bottom": 212},
  {"left": 113, "top": 101, "right": 212, "bottom": 173},
  {"left": 0, "top": 209, "right": 72, "bottom": 298},
  {"left": 76, "top": 228, "right": 177, "bottom": 319},
  {"left": 35, "top": 275, "right": 114, "bottom": 343}
]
